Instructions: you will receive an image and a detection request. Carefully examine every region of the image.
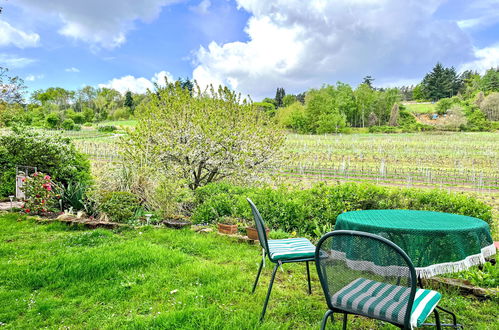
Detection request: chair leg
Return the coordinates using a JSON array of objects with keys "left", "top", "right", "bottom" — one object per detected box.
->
[
  {"left": 436, "top": 305, "right": 461, "bottom": 328},
  {"left": 434, "top": 309, "right": 442, "bottom": 330},
  {"left": 260, "top": 263, "right": 279, "bottom": 322},
  {"left": 342, "top": 313, "right": 348, "bottom": 330},
  {"left": 306, "top": 261, "right": 312, "bottom": 294},
  {"left": 320, "top": 310, "right": 334, "bottom": 330},
  {"left": 252, "top": 259, "right": 264, "bottom": 293}
]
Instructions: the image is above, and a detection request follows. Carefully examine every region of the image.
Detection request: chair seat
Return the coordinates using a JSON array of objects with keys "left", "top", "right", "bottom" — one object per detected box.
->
[
  {"left": 268, "top": 238, "right": 316, "bottom": 261},
  {"left": 331, "top": 278, "right": 441, "bottom": 328}
]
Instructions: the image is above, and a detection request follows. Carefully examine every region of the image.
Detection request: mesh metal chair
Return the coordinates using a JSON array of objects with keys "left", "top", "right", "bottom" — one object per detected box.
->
[
  {"left": 247, "top": 198, "right": 316, "bottom": 321},
  {"left": 315, "top": 230, "right": 443, "bottom": 329}
]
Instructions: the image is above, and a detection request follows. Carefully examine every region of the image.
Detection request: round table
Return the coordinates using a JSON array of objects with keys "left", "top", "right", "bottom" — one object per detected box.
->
[{"left": 335, "top": 209, "right": 496, "bottom": 278}]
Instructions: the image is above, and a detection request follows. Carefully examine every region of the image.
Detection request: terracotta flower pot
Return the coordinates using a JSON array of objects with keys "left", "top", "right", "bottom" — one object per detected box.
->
[
  {"left": 246, "top": 227, "right": 269, "bottom": 241},
  {"left": 218, "top": 223, "right": 238, "bottom": 235}
]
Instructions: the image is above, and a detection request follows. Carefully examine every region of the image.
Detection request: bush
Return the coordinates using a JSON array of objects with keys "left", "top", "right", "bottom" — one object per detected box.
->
[
  {"left": 191, "top": 182, "right": 493, "bottom": 237},
  {"left": 72, "top": 113, "right": 86, "bottom": 124},
  {"left": 20, "top": 172, "right": 57, "bottom": 215},
  {"left": 97, "top": 125, "right": 117, "bottom": 132},
  {"left": 45, "top": 112, "right": 61, "bottom": 128},
  {"left": 0, "top": 128, "right": 91, "bottom": 197},
  {"left": 99, "top": 191, "right": 141, "bottom": 223},
  {"left": 112, "top": 108, "right": 130, "bottom": 120},
  {"left": 436, "top": 98, "right": 453, "bottom": 115},
  {"left": 462, "top": 109, "right": 491, "bottom": 131},
  {"left": 368, "top": 125, "right": 399, "bottom": 133},
  {"left": 61, "top": 118, "right": 75, "bottom": 130}
]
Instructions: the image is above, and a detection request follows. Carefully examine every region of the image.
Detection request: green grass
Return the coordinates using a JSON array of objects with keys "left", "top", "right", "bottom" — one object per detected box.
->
[
  {"left": 100, "top": 120, "right": 138, "bottom": 127},
  {"left": 403, "top": 103, "right": 436, "bottom": 114},
  {"left": 0, "top": 214, "right": 497, "bottom": 329}
]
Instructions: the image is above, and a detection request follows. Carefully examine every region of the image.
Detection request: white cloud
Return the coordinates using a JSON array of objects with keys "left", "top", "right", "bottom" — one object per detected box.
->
[
  {"left": 25, "top": 74, "right": 44, "bottom": 81},
  {"left": 460, "top": 44, "right": 499, "bottom": 73},
  {"left": 193, "top": 0, "right": 476, "bottom": 99},
  {"left": 65, "top": 67, "right": 80, "bottom": 73},
  {"left": 15, "top": 0, "right": 181, "bottom": 49},
  {"left": 0, "top": 54, "right": 36, "bottom": 68},
  {"left": 0, "top": 20, "right": 40, "bottom": 48},
  {"left": 99, "top": 70, "right": 174, "bottom": 94}
]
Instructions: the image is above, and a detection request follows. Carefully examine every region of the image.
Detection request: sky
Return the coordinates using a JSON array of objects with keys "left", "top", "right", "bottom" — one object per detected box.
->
[{"left": 0, "top": 0, "right": 498, "bottom": 100}]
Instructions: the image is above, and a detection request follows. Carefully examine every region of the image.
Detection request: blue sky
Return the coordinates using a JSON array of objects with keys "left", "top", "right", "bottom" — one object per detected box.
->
[{"left": 0, "top": 0, "right": 498, "bottom": 99}]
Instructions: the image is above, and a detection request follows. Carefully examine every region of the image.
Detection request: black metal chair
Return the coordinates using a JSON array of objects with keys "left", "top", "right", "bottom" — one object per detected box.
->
[
  {"left": 247, "top": 198, "right": 316, "bottom": 321},
  {"left": 315, "top": 230, "right": 444, "bottom": 329}
]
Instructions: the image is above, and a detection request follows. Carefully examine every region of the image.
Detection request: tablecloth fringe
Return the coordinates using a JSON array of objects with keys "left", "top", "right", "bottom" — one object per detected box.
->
[{"left": 416, "top": 243, "right": 497, "bottom": 279}]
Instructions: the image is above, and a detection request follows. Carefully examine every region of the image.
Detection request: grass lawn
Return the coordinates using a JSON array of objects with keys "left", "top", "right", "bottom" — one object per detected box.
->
[
  {"left": 0, "top": 214, "right": 497, "bottom": 329},
  {"left": 403, "top": 103, "right": 436, "bottom": 114},
  {"left": 101, "top": 120, "right": 138, "bottom": 127}
]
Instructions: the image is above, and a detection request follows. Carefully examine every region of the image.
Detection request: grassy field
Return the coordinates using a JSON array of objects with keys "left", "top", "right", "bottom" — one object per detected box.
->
[
  {"left": 403, "top": 103, "right": 436, "bottom": 114},
  {"left": 0, "top": 213, "right": 497, "bottom": 329}
]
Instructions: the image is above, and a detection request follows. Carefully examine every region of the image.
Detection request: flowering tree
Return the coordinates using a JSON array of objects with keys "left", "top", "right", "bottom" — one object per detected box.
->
[
  {"left": 121, "top": 82, "right": 284, "bottom": 190},
  {"left": 20, "top": 172, "right": 56, "bottom": 215}
]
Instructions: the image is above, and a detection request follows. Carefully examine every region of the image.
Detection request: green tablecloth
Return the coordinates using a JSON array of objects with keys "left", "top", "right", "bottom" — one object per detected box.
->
[{"left": 335, "top": 210, "right": 496, "bottom": 278}]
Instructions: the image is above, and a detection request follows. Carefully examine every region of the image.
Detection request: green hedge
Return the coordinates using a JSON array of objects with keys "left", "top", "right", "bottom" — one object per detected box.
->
[{"left": 191, "top": 182, "right": 492, "bottom": 236}]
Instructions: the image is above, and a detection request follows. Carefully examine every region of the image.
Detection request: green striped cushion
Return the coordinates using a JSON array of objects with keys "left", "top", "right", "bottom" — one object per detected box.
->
[
  {"left": 331, "top": 278, "right": 441, "bottom": 328},
  {"left": 267, "top": 238, "right": 316, "bottom": 261}
]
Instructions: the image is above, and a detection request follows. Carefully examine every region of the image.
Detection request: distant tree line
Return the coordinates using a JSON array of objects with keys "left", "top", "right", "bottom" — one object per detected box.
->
[
  {"left": 258, "top": 63, "right": 498, "bottom": 133},
  {"left": 0, "top": 70, "right": 194, "bottom": 129}
]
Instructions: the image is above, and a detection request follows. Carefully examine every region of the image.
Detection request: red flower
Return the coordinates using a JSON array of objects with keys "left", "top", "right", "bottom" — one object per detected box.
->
[
  {"left": 44, "top": 175, "right": 51, "bottom": 180},
  {"left": 33, "top": 172, "right": 38, "bottom": 177},
  {"left": 25, "top": 209, "right": 30, "bottom": 213},
  {"left": 21, "top": 177, "right": 26, "bottom": 182}
]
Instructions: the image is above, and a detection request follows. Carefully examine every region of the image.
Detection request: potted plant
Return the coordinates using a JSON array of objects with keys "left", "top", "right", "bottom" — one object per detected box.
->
[
  {"left": 246, "top": 226, "right": 269, "bottom": 241},
  {"left": 217, "top": 216, "right": 238, "bottom": 235}
]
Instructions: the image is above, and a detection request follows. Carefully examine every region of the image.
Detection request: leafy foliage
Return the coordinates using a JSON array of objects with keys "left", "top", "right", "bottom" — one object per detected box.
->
[
  {"left": 455, "top": 262, "right": 498, "bottom": 288},
  {"left": 191, "top": 182, "right": 492, "bottom": 236},
  {"left": 99, "top": 191, "right": 141, "bottom": 223},
  {"left": 0, "top": 128, "right": 91, "bottom": 197}
]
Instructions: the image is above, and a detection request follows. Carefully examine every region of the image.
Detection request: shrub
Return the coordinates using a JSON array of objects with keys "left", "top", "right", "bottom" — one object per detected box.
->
[
  {"left": 99, "top": 191, "right": 141, "bottom": 223},
  {"left": 72, "top": 113, "right": 86, "bottom": 124},
  {"left": 462, "top": 109, "right": 491, "bottom": 131},
  {"left": 61, "top": 118, "right": 75, "bottom": 130},
  {"left": 20, "top": 172, "right": 57, "bottom": 215},
  {"left": 191, "top": 182, "right": 492, "bottom": 237},
  {"left": 0, "top": 128, "right": 91, "bottom": 197},
  {"left": 45, "top": 112, "right": 61, "bottom": 128},
  {"left": 112, "top": 107, "right": 130, "bottom": 120},
  {"left": 436, "top": 98, "right": 453, "bottom": 115},
  {"left": 368, "top": 125, "right": 398, "bottom": 133},
  {"left": 97, "top": 125, "right": 117, "bottom": 132}
]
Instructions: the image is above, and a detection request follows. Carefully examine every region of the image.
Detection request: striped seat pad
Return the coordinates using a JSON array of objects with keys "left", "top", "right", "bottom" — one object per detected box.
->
[
  {"left": 267, "top": 238, "right": 316, "bottom": 261},
  {"left": 331, "top": 278, "right": 441, "bottom": 328}
]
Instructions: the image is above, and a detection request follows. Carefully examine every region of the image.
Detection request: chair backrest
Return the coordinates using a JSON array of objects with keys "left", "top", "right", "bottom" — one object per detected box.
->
[
  {"left": 315, "top": 230, "right": 417, "bottom": 329},
  {"left": 246, "top": 198, "right": 270, "bottom": 255}
]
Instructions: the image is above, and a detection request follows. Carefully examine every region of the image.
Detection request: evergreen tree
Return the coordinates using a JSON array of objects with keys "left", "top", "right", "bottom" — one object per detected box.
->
[
  {"left": 480, "top": 68, "right": 499, "bottom": 93},
  {"left": 124, "top": 91, "right": 133, "bottom": 107},
  {"left": 274, "top": 87, "right": 285, "bottom": 108},
  {"left": 362, "top": 75, "right": 375, "bottom": 89},
  {"left": 421, "top": 63, "right": 462, "bottom": 101}
]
